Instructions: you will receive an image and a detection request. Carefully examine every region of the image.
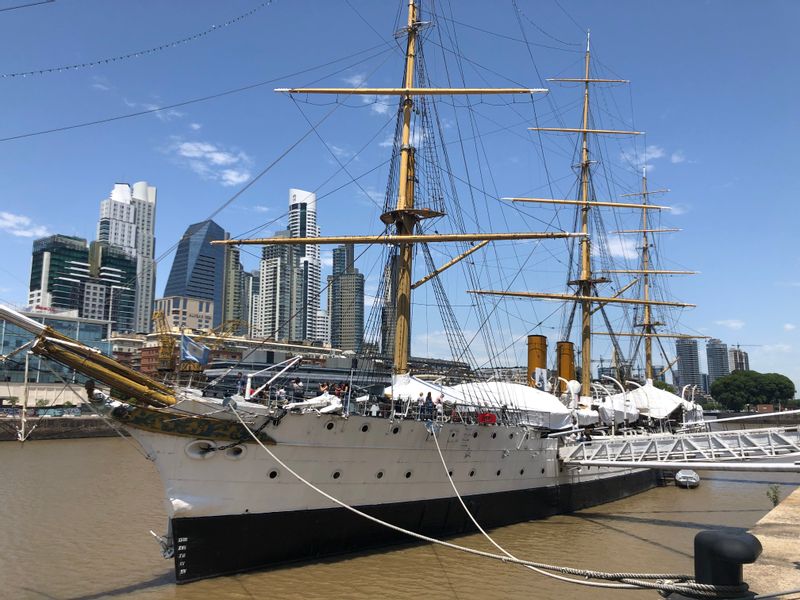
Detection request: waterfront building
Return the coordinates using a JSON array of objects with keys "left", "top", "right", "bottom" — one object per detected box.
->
[
  {"left": 316, "top": 309, "right": 330, "bottom": 346},
  {"left": 28, "top": 236, "right": 136, "bottom": 332},
  {"left": 675, "top": 338, "right": 702, "bottom": 390},
  {"left": 164, "top": 220, "right": 226, "bottom": 327},
  {"left": 153, "top": 296, "right": 214, "bottom": 331},
  {"left": 222, "top": 240, "right": 246, "bottom": 330},
  {"left": 97, "top": 182, "right": 157, "bottom": 333},
  {"left": 242, "top": 269, "right": 257, "bottom": 337},
  {"left": 86, "top": 242, "right": 137, "bottom": 333},
  {"left": 706, "top": 338, "right": 730, "bottom": 386},
  {"left": 0, "top": 308, "right": 111, "bottom": 383},
  {"left": 28, "top": 235, "right": 90, "bottom": 312},
  {"left": 729, "top": 346, "right": 750, "bottom": 372},
  {"left": 287, "top": 189, "right": 322, "bottom": 342},
  {"left": 252, "top": 229, "right": 301, "bottom": 341},
  {"left": 380, "top": 253, "right": 400, "bottom": 357},
  {"left": 328, "top": 244, "right": 364, "bottom": 353}
]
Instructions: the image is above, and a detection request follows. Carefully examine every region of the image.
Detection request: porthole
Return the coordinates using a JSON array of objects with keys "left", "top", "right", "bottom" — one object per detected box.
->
[
  {"left": 496, "top": 469, "right": 502, "bottom": 477},
  {"left": 491, "top": 432, "right": 497, "bottom": 439},
  {"left": 405, "top": 471, "right": 412, "bottom": 479},
  {"left": 185, "top": 439, "right": 217, "bottom": 460},
  {"left": 472, "top": 431, "right": 478, "bottom": 438},
  {"left": 541, "top": 467, "right": 545, "bottom": 474},
  {"left": 469, "top": 470, "right": 475, "bottom": 478},
  {"left": 520, "top": 468, "right": 525, "bottom": 476},
  {"left": 325, "top": 422, "right": 335, "bottom": 431},
  {"left": 392, "top": 426, "right": 400, "bottom": 435},
  {"left": 450, "top": 432, "right": 456, "bottom": 438},
  {"left": 376, "top": 471, "right": 384, "bottom": 479},
  {"left": 448, "top": 470, "right": 453, "bottom": 477},
  {"left": 509, "top": 433, "right": 514, "bottom": 439},
  {"left": 268, "top": 469, "right": 279, "bottom": 479},
  {"left": 224, "top": 445, "right": 247, "bottom": 460},
  {"left": 361, "top": 424, "right": 369, "bottom": 433},
  {"left": 332, "top": 470, "right": 341, "bottom": 480}
]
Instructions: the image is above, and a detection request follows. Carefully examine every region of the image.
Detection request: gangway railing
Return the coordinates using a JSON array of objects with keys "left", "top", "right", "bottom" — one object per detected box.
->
[{"left": 560, "top": 426, "right": 800, "bottom": 472}]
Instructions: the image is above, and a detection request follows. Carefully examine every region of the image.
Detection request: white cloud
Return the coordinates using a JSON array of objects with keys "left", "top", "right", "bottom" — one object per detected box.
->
[
  {"left": 321, "top": 251, "right": 333, "bottom": 268},
  {"left": 343, "top": 73, "right": 367, "bottom": 87},
  {"left": 124, "top": 97, "right": 184, "bottom": 121},
  {"left": 170, "top": 139, "right": 252, "bottom": 187},
  {"left": 620, "top": 144, "right": 665, "bottom": 171},
  {"left": 784, "top": 323, "right": 796, "bottom": 331},
  {"left": 602, "top": 237, "right": 638, "bottom": 260},
  {"left": 0, "top": 212, "right": 50, "bottom": 238},
  {"left": 90, "top": 76, "right": 111, "bottom": 92},
  {"left": 190, "top": 122, "right": 202, "bottom": 131},
  {"left": 329, "top": 144, "right": 353, "bottom": 160},
  {"left": 714, "top": 319, "right": 745, "bottom": 330},
  {"left": 252, "top": 205, "right": 270, "bottom": 213},
  {"left": 220, "top": 169, "right": 250, "bottom": 186},
  {"left": 670, "top": 203, "right": 689, "bottom": 216},
  {"left": 670, "top": 150, "right": 686, "bottom": 164},
  {"left": 362, "top": 94, "right": 393, "bottom": 115}
]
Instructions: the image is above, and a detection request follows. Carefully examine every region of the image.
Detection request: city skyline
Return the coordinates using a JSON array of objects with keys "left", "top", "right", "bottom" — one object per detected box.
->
[{"left": 0, "top": 1, "right": 797, "bottom": 387}]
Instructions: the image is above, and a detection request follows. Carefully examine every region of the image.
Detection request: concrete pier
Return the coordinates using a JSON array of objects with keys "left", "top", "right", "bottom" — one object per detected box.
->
[{"left": 744, "top": 485, "right": 800, "bottom": 597}]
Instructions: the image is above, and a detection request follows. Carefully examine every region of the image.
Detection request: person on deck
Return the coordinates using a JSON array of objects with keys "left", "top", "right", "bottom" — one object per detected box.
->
[{"left": 424, "top": 392, "right": 434, "bottom": 420}]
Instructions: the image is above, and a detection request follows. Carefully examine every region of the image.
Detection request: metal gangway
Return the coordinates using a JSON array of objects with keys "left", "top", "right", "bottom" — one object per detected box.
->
[{"left": 560, "top": 426, "right": 800, "bottom": 472}]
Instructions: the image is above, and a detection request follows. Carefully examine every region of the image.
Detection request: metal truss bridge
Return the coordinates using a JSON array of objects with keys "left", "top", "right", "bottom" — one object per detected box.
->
[{"left": 560, "top": 426, "right": 800, "bottom": 472}]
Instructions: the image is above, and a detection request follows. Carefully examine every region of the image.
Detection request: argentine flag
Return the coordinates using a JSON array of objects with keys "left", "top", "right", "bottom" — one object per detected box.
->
[{"left": 180, "top": 334, "right": 210, "bottom": 366}]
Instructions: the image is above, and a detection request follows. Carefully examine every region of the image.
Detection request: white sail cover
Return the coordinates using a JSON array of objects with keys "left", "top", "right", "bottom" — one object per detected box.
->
[
  {"left": 388, "top": 375, "right": 573, "bottom": 429},
  {"left": 451, "top": 381, "right": 573, "bottom": 430},
  {"left": 606, "top": 380, "right": 684, "bottom": 420},
  {"left": 597, "top": 392, "right": 640, "bottom": 425}
]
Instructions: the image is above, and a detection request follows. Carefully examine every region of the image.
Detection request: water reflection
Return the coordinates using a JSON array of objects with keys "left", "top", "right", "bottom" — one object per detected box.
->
[{"left": 0, "top": 438, "right": 795, "bottom": 600}]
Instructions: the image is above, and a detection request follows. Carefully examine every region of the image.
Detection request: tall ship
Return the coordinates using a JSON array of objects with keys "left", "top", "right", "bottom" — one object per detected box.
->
[{"left": 0, "top": 1, "right": 707, "bottom": 583}]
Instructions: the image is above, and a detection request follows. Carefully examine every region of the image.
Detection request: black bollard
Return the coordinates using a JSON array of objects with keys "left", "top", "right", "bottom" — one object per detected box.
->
[{"left": 694, "top": 530, "right": 762, "bottom": 588}]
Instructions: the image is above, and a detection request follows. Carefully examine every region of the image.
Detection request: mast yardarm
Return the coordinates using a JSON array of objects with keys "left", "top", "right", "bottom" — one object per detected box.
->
[{"left": 223, "top": 0, "right": 551, "bottom": 376}]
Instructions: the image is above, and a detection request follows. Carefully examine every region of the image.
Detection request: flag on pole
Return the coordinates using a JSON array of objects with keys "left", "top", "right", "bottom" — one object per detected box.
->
[{"left": 180, "top": 334, "right": 210, "bottom": 366}]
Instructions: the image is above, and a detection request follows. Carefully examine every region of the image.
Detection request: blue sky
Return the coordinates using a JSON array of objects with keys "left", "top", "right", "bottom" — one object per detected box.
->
[{"left": 0, "top": 0, "right": 797, "bottom": 390}]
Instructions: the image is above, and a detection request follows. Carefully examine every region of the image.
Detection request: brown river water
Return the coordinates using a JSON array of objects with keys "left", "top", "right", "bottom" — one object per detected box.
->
[{"left": 0, "top": 438, "right": 796, "bottom": 600}]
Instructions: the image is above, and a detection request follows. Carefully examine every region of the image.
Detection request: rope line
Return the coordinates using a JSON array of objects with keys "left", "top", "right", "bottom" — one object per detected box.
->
[
  {"left": 1, "top": 2, "right": 273, "bottom": 78},
  {"left": 230, "top": 407, "right": 747, "bottom": 598}
]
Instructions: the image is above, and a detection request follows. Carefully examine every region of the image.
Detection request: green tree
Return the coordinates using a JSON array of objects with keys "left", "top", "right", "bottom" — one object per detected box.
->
[{"left": 710, "top": 370, "right": 796, "bottom": 411}]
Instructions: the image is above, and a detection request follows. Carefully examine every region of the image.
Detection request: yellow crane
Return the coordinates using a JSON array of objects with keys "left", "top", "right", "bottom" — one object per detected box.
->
[{"left": 152, "top": 310, "right": 176, "bottom": 374}]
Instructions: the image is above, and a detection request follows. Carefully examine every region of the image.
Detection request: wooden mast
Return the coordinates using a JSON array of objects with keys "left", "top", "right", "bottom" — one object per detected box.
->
[
  {"left": 641, "top": 167, "right": 654, "bottom": 379},
  {"left": 218, "top": 0, "right": 550, "bottom": 377},
  {"left": 577, "top": 33, "right": 593, "bottom": 398},
  {"left": 391, "top": 0, "right": 419, "bottom": 375}
]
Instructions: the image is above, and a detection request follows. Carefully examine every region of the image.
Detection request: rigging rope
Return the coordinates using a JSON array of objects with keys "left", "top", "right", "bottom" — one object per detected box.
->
[
  {"left": 1, "top": 2, "right": 274, "bottom": 79},
  {"left": 229, "top": 406, "right": 749, "bottom": 598}
]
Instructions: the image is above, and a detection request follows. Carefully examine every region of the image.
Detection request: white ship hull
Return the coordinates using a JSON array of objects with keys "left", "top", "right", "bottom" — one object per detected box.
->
[{"left": 125, "top": 411, "right": 657, "bottom": 582}]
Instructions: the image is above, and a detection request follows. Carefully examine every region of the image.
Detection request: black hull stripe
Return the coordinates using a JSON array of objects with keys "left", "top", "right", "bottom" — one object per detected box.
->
[{"left": 171, "top": 470, "right": 658, "bottom": 583}]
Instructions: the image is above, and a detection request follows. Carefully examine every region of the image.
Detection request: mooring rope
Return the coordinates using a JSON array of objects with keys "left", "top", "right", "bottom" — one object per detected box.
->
[{"left": 230, "top": 408, "right": 749, "bottom": 598}]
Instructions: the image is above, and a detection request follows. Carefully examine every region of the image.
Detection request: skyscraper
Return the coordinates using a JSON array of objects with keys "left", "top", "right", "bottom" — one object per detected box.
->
[
  {"left": 28, "top": 235, "right": 136, "bottom": 332},
  {"left": 222, "top": 240, "right": 246, "bottom": 329},
  {"left": 97, "top": 182, "right": 157, "bottom": 333},
  {"left": 164, "top": 220, "right": 226, "bottom": 327},
  {"left": 28, "top": 235, "right": 90, "bottom": 311},
  {"left": 706, "top": 338, "right": 730, "bottom": 386},
  {"left": 328, "top": 244, "right": 364, "bottom": 352},
  {"left": 380, "top": 252, "right": 400, "bottom": 358},
  {"left": 729, "top": 346, "right": 750, "bottom": 372},
  {"left": 252, "top": 230, "right": 301, "bottom": 341},
  {"left": 675, "top": 338, "right": 702, "bottom": 390},
  {"left": 288, "top": 189, "right": 322, "bottom": 341}
]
